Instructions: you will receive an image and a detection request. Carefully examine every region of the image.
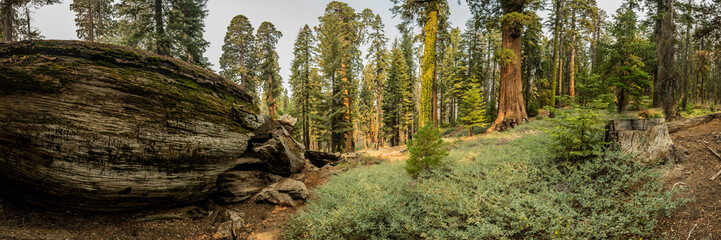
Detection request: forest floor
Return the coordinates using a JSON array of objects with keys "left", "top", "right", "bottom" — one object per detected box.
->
[
  {"left": 656, "top": 118, "right": 721, "bottom": 239},
  {"left": 1, "top": 115, "right": 719, "bottom": 239}
]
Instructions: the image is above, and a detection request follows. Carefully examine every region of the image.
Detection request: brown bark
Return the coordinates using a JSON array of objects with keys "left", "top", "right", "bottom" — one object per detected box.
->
[
  {"left": 88, "top": 0, "right": 95, "bottom": 42},
  {"left": 487, "top": 28, "right": 527, "bottom": 133},
  {"left": 568, "top": 10, "right": 576, "bottom": 98},
  {"left": 2, "top": 2, "right": 15, "bottom": 42},
  {"left": 154, "top": 0, "right": 169, "bottom": 56},
  {"left": 268, "top": 74, "right": 276, "bottom": 118}
]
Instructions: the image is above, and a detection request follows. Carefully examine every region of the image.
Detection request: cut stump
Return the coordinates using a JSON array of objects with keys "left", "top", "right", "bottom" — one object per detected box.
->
[{"left": 605, "top": 118, "right": 685, "bottom": 165}]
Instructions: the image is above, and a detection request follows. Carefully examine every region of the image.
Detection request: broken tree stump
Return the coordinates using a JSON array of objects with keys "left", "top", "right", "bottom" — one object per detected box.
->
[{"left": 605, "top": 118, "right": 685, "bottom": 165}]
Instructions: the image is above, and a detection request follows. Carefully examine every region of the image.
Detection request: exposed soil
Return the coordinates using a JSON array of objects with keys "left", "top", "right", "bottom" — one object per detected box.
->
[
  {"left": 656, "top": 118, "right": 721, "bottom": 239},
  {"left": 0, "top": 165, "right": 339, "bottom": 240}
]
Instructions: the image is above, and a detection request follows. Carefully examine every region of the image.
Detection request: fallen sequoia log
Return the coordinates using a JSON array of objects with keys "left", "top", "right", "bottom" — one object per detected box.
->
[
  {"left": 605, "top": 118, "right": 685, "bottom": 165},
  {"left": 667, "top": 112, "right": 721, "bottom": 134},
  {"left": 0, "top": 40, "right": 306, "bottom": 211}
]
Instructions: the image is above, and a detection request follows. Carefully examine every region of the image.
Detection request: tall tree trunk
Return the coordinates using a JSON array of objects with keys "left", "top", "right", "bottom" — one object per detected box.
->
[
  {"left": 88, "top": 0, "right": 95, "bottom": 42},
  {"left": 303, "top": 66, "right": 310, "bottom": 149},
  {"left": 657, "top": 0, "right": 681, "bottom": 121},
  {"left": 341, "top": 63, "right": 353, "bottom": 152},
  {"left": 681, "top": 0, "right": 691, "bottom": 110},
  {"left": 154, "top": 0, "right": 168, "bottom": 56},
  {"left": 24, "top": 6, "right": 29, "bottom": 40},
  {"left": 488, "top": 26, "right": 527, "bottom": 132},
  {"left": 2, "top": 1, "right": 15, "bottom": 42},
  {"left": 568, "top": 9, "right": 576, "bottom": 98},
  {"left": 419, "top": 0, "right": 438, "bottom": 128},
  {"left": 550, "top": 0, "right": 561, "bottom": 109},
  {"left": 450, "top": 98, "right": 456, "bottom": 127},
  {"left": 268, "top": 74, "right": 276, "bottom": 118}
]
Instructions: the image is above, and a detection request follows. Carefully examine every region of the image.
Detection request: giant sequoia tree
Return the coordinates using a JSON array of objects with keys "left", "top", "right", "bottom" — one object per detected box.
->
[
  {"left": 317, "top": 1, "right": 364, "bottom": 152},
  {"left": 256, "top": 22, "right": 282, "bottom": 118},
  {"left": 219, "top": 15, "right": 257, "bottom": 96},
  {"left": 117, "top": 0, "right": 209, "bottom": 67},
  {"left": 468, "top": 0, "right": 534, "bottom": 132},
  {"left": 70, "top": 0, "right": 115, "bottom": 42}
]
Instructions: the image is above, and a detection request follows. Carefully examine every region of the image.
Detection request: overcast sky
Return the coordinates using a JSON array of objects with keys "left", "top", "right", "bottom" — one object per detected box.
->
[{"left": 34, "top": 0, "right": 625, "bottom": 88}]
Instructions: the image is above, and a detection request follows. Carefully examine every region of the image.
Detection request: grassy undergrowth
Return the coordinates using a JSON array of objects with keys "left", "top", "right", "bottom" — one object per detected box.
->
[{"left": 287, "top": 118, "right": 684, "bottom": 239}]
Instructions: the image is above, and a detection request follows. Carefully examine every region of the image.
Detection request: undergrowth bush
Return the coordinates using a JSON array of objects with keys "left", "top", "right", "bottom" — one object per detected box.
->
[
  {"left": 286, "top": 119, "right": 685, "bottom": 239},
  {"left": 404, "top": 125, "right": 448, "bottom": 177},
  {"left": 546, "top": 108, "right": 607, "bottom": 164}
]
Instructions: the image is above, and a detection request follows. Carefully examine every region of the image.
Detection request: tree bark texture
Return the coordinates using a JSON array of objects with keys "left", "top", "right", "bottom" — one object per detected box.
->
[
  {"left": 419, "top": 0, "right": 438, "bottom": 128},
  {"left": 488, "top": 28, "right": 527, "bottom": 132}
]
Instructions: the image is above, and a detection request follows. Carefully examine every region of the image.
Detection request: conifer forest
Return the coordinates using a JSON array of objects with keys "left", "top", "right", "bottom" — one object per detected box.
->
[{"left": 2, "top": 0, "right": 721, "bottom": 239}]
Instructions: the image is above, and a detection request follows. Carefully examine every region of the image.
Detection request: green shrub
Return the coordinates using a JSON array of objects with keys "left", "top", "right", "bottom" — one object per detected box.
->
[
  {"left": 546, "top": 108, "right": 607, "bottom": 164},
  {"left": 286, "top": 119, "right": 685, "bottom": 240},
  {"left": 527, "top": 98, "right": 540, "bottom": 117},
  {"left": 405, "top": 124, "right": 448, "bottom": 177}
]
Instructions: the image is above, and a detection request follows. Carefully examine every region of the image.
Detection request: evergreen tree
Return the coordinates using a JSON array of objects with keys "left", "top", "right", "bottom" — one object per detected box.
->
[
  {"left": 290, "top": 24, "right": 315, "bottom": 149},
  {"left": 358, "top": 64, "right": 376, "bottom": 148},
  {"left": 399, "top": 31, "right": 417, "bottom": 139},
  {"left": 459, "top": 83, "right": 486, "bottom": 136},
  {"left": 383, "top": 41, "right": 410, "bottom": 147},
  {"left": 116, "top": 0, "right": 210, "bottom": 67},
  {"left": 255, "top": 21, "right": 282, "bottom": 118},
  {"left": 1, "top": 0, "right": 60, "bottom": 41},
  {"left": 70, "top": 0, "right": 115, "bottom": 42},
  {"left": 391, "top": 0, "right": 450, "bottom": 127},
  {"left": 607, "top": 0, "right": 651, "bottom": 113},
  {"left": 219, "top": 14, "right": 257, "bottom": 97},
  {"left": 317, "top": 1, "right": 363, "bottom": 152},
  {"left": 362, "top": 9, "right": 388, "bottom": 149}
]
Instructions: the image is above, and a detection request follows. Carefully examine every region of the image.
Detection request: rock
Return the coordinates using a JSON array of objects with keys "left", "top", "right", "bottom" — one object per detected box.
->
[
  {"left": 278, "top": 114, "right": 297, "bottom": 133},
  {"left": 253, "top": 179, "right": 309, "bottom": 207},
  {"left": 0, "top": 40, "right": 262, "bottom": 211},
  {"left": 253, "top": 128, "right": 306, "bottom": 175},
  {"left": 305, "top": 150, "right": 341, "bottom": 168},
  {"left": 605, "top": 118, "right": 685, "bottom": 165},
  {"left": 212, "top": 209, "right": 246, "bottom": 240},
  {"left": 215, "top": 171, "right": 281, "bottom": 204}
]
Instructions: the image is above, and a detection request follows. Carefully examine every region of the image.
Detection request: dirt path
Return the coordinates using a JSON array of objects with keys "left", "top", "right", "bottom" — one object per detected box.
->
[{"left": 656, "top": 118, "right": 721, "bottom": 239}]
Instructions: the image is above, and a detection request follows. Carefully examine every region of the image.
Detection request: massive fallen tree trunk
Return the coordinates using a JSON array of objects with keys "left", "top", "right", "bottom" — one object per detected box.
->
[
  {"left": 0, "top": 40, "right": 305, "bottom": 211},
  {"left": 606, "top": 118, "right": 684, "bottom": 165},
  {"left": 667, "top": 112, "right": 721, "bottom": 134}
]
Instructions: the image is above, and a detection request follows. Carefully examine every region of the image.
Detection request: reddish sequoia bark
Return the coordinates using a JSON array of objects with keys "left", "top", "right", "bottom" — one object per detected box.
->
[{"left": 487, "top": 27, "right": 527, "bottom": 133}]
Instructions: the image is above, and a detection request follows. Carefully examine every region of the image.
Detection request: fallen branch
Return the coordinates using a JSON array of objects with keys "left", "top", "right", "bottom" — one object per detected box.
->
[
  {"left": 703, "top": 142, "right": 721, "bottom": 162},
  {"left": 710, "top": 168, "right": 721, "bottom": 181},
  {"left": 686, "top": 223, "right": 698, "bottom": 240}
]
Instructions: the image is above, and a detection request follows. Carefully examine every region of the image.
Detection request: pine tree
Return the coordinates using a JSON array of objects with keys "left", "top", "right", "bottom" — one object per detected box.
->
[
  {"left": 290, "top": 24, "right": 315, "bottom": 149},
  {"left": 391, "top": 0, "right": 450, "bottom": 127},
  {"left": 459, "top": 83, "right": 486, "bottom": 136},
  {"left": 383, "top": 41, "right": 410, "bottom": 147},
  {"left": 399, "top": 31, "right": 417, "bottom": 139},
  {"left": 70, "top": 0, "right": 115, "bottom": 42},
  {"left": 358, "top": 64, "right": 376, "bottom": 148},
  {"left": 219, "top": 14, "right": 257, "bottom": 98},
  {"left": 255, "top": 21, "right": 282, "bottom": 118},
  {"left": 1, "top": 0, "right": 60, "bottom": 41},
  {"left": 608, "top": 0, "right": 651, "bottom": 113},
  {"left": 116, "top": 0, "right": 209, "bottom": 67},
  {"left": 362, "top": 9, "right": 388, "bottom": 149}
]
